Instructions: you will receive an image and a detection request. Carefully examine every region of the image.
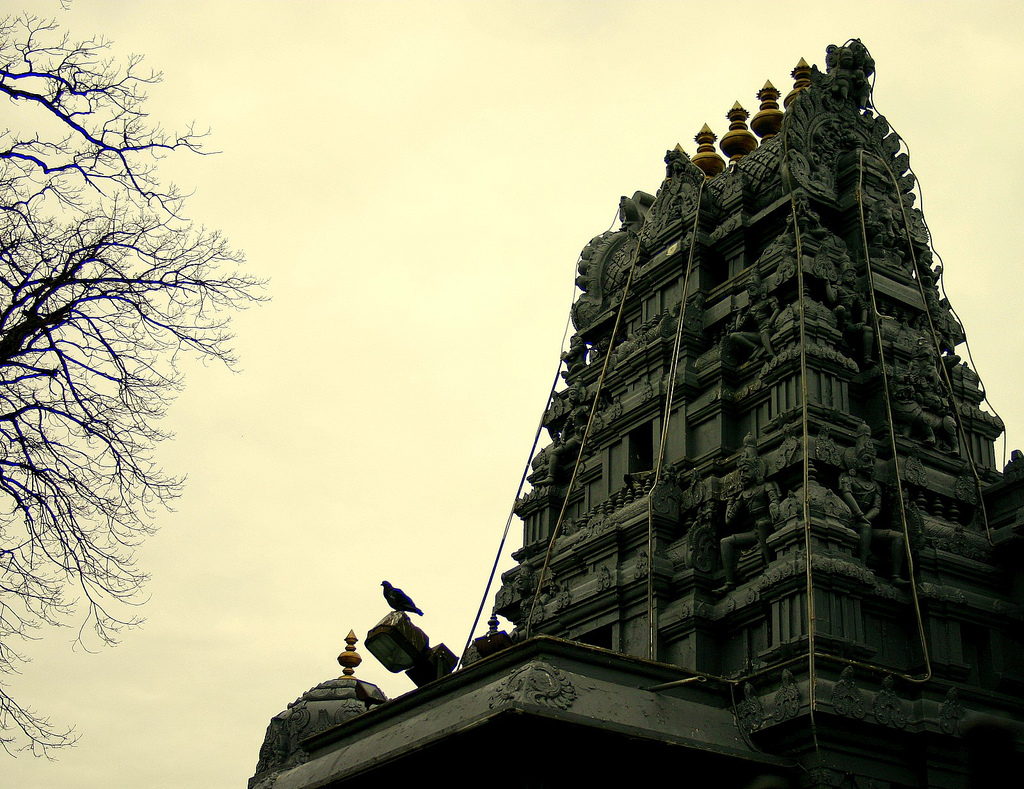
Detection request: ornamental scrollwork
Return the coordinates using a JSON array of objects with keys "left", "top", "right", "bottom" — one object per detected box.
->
[
  {"left": 772, "top": 669, "right": 801, "bottom": 721},
  {"left": 488, "top": 661, "right": 578, "bottom": 711},
  {"left": 872, "top": 675, "right": 908, "bottom": 729},
  {"left": 830, "top": 666, "right": 865, "bottom": 719}
]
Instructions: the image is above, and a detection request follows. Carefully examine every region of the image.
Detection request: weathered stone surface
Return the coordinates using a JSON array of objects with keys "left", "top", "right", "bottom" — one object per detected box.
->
[
  {"left": 255, "top": 39, "right": 1024, "bottom": 789},
  {"left": 492, "top": 38, "right": 1024, "bottom": 789},
  {"left": 270, "top": 638, "right": 784, "bottom": 788}
]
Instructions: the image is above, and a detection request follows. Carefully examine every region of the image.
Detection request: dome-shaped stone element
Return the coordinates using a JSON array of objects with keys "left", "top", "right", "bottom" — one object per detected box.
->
[
  {"left": 691, "top": 124, "right": 725, "bottom": 178},
  {"left": 250, "top": 633, "right": 387, "bottom": 789},
  {"left": 720, "top": 102, "right": 758, "bottom": 164}
]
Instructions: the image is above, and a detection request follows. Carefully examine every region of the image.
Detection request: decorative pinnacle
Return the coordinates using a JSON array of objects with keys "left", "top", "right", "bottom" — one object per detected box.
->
[
  {"left": 752, "top": 80, "right": 784, "bottom": 140},
  {"left": 720, "top": 102, "right": 758, "bottom": 163},
  {"left": 785, "top": 57, "right": 811, "bottom": 108},
  {"left": 663, "top": 142, "right": 691, "bottom": 179},
  {"left": 691, "top": 124, "right": 725, "bottom": 178},
  {"left": 337, "top": 629, "right": 362, "bottom": 677}
]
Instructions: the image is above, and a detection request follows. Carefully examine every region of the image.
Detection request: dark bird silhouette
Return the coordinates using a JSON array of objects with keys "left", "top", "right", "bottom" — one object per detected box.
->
[{"left": 381, "top": 580, "right": 423, "bottom": 616}]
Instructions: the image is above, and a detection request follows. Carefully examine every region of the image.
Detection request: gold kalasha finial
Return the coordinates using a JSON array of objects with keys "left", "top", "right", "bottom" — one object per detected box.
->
[
  {"left": 337, "top": 629, "right": 362, "bottom": 677},
  {"left": 720, "top": 102, "right": 758, "bottom": 164},
  {"left": 691, "top": 124, "right": 725, "bottom": 178},
  {"left": 752, "top": 80, "right": 784, "bottom": 140},
  {"left": 785, "top": 57, "right": 811, "bottom": 108}
]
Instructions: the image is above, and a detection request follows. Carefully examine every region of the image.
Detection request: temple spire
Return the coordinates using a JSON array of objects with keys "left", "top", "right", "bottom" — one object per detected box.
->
[
  {"left": 720, "top": 102, "right": 758, "bottom": 163},
  {"left": 691, "top": 124, "right": 725, "bottom": 178},
  {"left": 785, "top": 57, "right": 811, "bottom": 108},
  {"left": 752, "top": 80, "right": 784, "bottom": 139}
]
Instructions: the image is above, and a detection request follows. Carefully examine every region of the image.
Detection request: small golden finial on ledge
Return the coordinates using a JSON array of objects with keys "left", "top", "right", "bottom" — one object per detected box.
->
[
  {"left": 691, "top": 124, "right": 725, "bottom": 178},
  {"left": 337, "top": 629, "right": 362, "bottom": 677},
  {"left": 720, "top": 102, "right": 758, "bottom": 164},
  {"left": 752, "top": 80, "right": 784, "bottom": 140}
]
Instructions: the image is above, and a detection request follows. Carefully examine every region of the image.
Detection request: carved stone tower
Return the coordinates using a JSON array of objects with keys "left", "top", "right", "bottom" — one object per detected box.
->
[
  {"left": 251, "top": 41, "right": 1022, "bottom": 789},
  {"left": 491, "top": 39, "right": 1022, "bottom": 784}
]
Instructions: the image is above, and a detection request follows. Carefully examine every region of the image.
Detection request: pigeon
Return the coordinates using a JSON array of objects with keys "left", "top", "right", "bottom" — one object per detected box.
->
[{"left": 381, "top": 580, "right": 423, "bottom": 616}]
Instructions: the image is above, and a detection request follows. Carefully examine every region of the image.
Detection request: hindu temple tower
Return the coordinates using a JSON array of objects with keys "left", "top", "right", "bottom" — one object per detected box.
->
[{"left": 251, "top": 41, "right": 1023, "bottom": 788}]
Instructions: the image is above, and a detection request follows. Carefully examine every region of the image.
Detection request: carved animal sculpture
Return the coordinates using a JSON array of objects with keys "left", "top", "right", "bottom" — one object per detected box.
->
[{"left": 891, "top": 398, "right": 958, "bottom": 453}]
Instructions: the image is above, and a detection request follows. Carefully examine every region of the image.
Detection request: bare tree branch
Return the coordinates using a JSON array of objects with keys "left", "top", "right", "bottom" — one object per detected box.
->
[{"left": 0, "top": 13, "right": 263, "bottom": 754}]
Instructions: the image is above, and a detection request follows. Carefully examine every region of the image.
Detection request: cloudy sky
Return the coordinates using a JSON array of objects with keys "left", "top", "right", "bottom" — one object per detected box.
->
[{"left": 6, "top": 1, "right": 1024, "bottom": 786}]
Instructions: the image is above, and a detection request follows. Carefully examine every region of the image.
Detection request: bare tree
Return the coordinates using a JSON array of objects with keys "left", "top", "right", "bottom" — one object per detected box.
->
[{"left": 0, "top": 14, "right": 261, "bottom": 753}]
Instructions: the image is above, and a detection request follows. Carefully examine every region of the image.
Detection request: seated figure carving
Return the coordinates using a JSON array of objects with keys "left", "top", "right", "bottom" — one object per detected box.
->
[
  {"left": 728, "top": 270, "right": 779, "bottom": 361},
  {"left": 840, "top": 424, "right": 909, "bottom": 585},
  {"left": 714, "top": 435, "right": 781, "bottom": 594},
  {"left": 823, "top": 39, "right": 875, "bottom": 110},
  {"left": 540, "top": 384, "right": 590, "bottom": 486},
  {"left": 826, "top": 259, "right": 874, "bottom": 364},
  {"left": 891, "top": 339, "right": 958, "bottom": 454}
]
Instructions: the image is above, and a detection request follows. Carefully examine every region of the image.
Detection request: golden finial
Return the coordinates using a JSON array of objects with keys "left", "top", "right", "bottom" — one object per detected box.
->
[
  {"left": 785, "top": 57, "right": 811, "bottom": 108},
  {"left": 719, "top": 102, "right": 758, "bottom": 164},
  {"left": 751, "top": 80, "right": 784, "bottom": 140},
  {"left": 337, "top": 629, "right": 362, "bottom": 677},
  {"left": 690, "top": 124, "right": 725, "bottom": 178}
]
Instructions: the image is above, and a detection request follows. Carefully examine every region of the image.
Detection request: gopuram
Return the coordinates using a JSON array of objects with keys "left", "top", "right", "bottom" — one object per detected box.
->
[{"left": 251, "top": 41, "right": 1023, "bottom": 788}]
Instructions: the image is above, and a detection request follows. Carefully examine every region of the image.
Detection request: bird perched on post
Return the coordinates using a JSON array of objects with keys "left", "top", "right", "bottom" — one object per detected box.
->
[{"left": 381, "top": 581, "right": 423, "bottom": 616}]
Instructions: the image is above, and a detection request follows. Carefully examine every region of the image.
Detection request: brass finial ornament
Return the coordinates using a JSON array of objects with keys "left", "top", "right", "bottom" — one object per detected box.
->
[
  {"left": 785, "top": 57, "right": 811, "bottom": 108},
  {"left": 690, "top": 124, "right": 725, "bottom": 178},
  {"left": 337, "top": 629, "right": 362, "bottom": 677},
  {"left": 751, "top": 80, "right": 784, "bottom": 140},
  {"left": 719, "top": 102, "right": 758, "bottom": 164}
]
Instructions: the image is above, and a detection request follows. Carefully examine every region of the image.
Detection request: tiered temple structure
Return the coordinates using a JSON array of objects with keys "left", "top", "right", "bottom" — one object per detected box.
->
[{"left": 252, "top": 41, "right": 1023, "bottom": 788}]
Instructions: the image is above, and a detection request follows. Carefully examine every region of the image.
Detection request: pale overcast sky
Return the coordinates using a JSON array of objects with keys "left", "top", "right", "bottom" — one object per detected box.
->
[{"left": 6, "top": 1, "right": 1024, "bottom": 786}]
